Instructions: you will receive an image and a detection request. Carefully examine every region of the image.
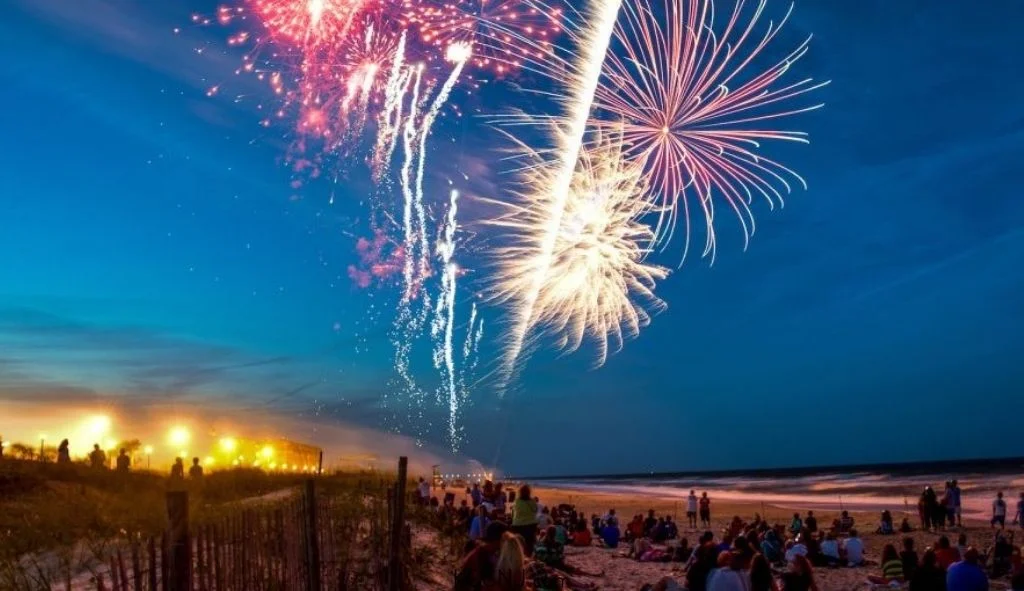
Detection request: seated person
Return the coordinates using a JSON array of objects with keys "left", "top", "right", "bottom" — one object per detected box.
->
[
  {"left": 934, "top": 535, "right": 960, "bottom": 570},
  {"left": 900, "top": 537, "right": 919, "bottom": 581},
  {"left": 818, "top": 532, "right": 842, "bottom": 566},
  {"left": 876, "top": 510, "right": 894, "bottom": 535},
  {"left": 842, "top": 529, "right": 864, "bottom": 566},
  {"left": 536, "top": 526, "right": 604, "bottom": 576},
  {"left": 664, "top": 516, "right": 678, "bottom": 540},
  {"left": 761, "top": 529, "right": 784, "bottom": 564},
  {"left": 790, "top": 513, "right": 804, "bottom": 535},
  {"left": 867, "top": 543, "right": 905, "bottom": 585},
  {"left": 899, "top": 517, "right": 913, "bottom": 533},
  {"left": 571, "top": 522, "right": 592, "bottom": 546},
  {"left": 599, "top": 522, "right": 620, "bottom": 549},
  {"left": 838, "top": 511, "right": 855, "bottom": 534}
]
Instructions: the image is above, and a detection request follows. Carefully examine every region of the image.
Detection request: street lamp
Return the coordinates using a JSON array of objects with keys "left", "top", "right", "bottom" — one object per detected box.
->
[{"left": 143, "top": 445, "right": 153, "bottom": 469}]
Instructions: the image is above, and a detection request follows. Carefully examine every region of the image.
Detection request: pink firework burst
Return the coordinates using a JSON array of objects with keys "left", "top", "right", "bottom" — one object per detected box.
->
[
  {"left": 252, "top": 0, "right": 369, "bottom": 47},
  {"left": 593, "top": 0, "right": 829, "bottom": 261},
  {"left": 398, "top": 0, "right": 562, "bottom": 75}
]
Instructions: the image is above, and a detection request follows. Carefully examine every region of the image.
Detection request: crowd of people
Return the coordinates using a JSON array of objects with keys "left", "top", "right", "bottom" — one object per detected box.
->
[
  {"left": 423, "top": 479, "right": 1024, "bottom": 591},
  {"left": 12, "top": 437, "right": 207, "bottom": 483}
]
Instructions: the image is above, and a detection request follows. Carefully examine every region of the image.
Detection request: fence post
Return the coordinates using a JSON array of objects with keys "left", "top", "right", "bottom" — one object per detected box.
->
[
  {"left": 388, "top": 456, "right": 408, "bottom": 591},
  {"left": 304, "top": 479, "right": 322, "bottom": 591},
  {"left": 166, "top": 491, "right": 191, "bottom": 591},
  {"left": 317, "top": 450, "right": 323, "bottom": 475}
]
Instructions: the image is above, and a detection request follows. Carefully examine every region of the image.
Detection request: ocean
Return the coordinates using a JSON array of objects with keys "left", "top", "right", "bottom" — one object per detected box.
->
[{"left": 536, "top": 460, "right": 1024, "bottom": 521}]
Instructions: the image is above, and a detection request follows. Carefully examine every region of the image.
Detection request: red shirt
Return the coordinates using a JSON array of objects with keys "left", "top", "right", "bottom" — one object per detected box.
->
[{"left": 935, "top": 547, "right": 960, "bottom": 570}]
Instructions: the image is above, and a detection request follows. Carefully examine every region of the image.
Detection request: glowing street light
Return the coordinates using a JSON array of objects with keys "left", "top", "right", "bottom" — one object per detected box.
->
[
  {"left": 143, "top": 445, "right": 154, "bottom": 469},
  {"left": 167, "top": 426, "right": 190, "bottom": 448},
  {"left": 260, "top": 445, "right": 274, "bottom": 460},
  {"left": 85, "top": 415, "right": 111, "bottom": 438},
  {"left": 219, "top": 437, "right": 237, "bottom": 453}
]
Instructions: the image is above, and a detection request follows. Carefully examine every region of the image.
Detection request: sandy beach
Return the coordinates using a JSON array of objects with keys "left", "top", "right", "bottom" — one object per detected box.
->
[{"left": 522, "top": 483, "right": 1019, "bottom": 591}]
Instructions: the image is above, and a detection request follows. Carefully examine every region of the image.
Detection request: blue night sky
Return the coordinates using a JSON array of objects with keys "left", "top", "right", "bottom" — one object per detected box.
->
[{"left": 1, "top": 0, "right": 1022, "bottom": 476}]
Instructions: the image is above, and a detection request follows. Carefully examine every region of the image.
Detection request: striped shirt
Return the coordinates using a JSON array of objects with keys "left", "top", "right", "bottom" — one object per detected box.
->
[{"left": 881, "top": 559, "right": 904, "bottom": 580}]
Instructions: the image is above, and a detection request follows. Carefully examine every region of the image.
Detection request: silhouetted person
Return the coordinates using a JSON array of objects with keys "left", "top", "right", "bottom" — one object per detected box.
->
[
  {"left": 170, "top": 457, "right": 185, "bottom": 479},
  {"left": 57, "top": 439, "right": 71, "bottom": 464},
  {"left": 89, "top": 444, "right": 107, "bottom": 469},
  {"left": 188, "top": 457, "right": 204, "bottom": 479},
  {"left": 116, "top": 448, "right": 130, "bottom": 473}
]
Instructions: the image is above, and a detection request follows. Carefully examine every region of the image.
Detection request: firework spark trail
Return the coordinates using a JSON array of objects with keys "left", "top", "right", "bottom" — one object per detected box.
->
[
  {"left": 496, "top": 0, "right": 624, "bottom": 390},
  {"left": 413, "top": 43, "right": 473, "bottom": 318},
  {"left": 399, "top": 64, "right": 425, "bottom": 303},
  {"left": 433, "top": 189, "right": 461, "bottom": 448},
  {"left": 372, "top": 31, "right": 408, "bottom": 178}
]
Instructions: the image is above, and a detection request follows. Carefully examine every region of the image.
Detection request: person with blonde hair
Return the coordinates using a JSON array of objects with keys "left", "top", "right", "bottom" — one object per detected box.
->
[{"left": 494, "top": 533, "right": 527, "bottom": 591}]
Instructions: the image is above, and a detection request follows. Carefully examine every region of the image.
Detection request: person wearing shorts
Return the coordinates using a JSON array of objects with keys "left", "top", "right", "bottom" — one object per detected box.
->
[
  {"left": 686, "top": 490, "right": 698, "bottom": 528},
  {"left": 698, "top": 492, "right": 711, "bottom": 528},
  {"left": 992, "top": 491, "right": 1007, "bottom": 528}
]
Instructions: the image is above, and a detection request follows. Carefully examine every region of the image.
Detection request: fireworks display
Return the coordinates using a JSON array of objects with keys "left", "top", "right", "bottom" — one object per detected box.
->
[
  {"left": 490, "top": 129, "right": 669, "bottom": 366},
  {"left": 190, "top": 0, "right": 825, "bottom": 447},
  {"left": 594, "top": 0, "right": 829, "bottom": 260}
]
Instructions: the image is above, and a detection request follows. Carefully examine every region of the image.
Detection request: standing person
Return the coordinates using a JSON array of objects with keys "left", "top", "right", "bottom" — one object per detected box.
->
[
  {"left": 699, "top": 492, "right": 712, "bottom": 528},
  {"left": 510, "top": 484, "right": 539, "bottom": 556},
  {"left": 1015, "top": 492, "right": 1024, "bottom": 529},
  {"left": 115, "top": 448, "right": 130, "bottom": 473},
  {"left": 56, "top": 439, "right": 71, "bottom": 464},
  {"left": 949, "top": 479, "right": 963, "bottom": 527},
  {"left": 188, "top": 457, "right": 203, "bottom": 479},
  {"left": 947, "top": 547, "right": 989, "bottom": 591},
  {"left": 469, "top": 505, "right": 490, "bottom": 541},
  {"left": 417, "top": 477, "right": 431, "bottom": 506},
  {"left": 470, "top": 483, "right": 482, "bottom": 508},
  {"left": 88, "top": 444, "right": 107, "bottom": 469},
  {"left": 687, "top": 490, "right": 699, "bottom": 529},
  {"left": 993, "top": 491, "right": 1008, "bottom": 529},
  {"left": 170, "top": 458, "right": 185, "bottom": 479},
  {"left": 804, "top": 511, "right": 817, "bottom": 533}
]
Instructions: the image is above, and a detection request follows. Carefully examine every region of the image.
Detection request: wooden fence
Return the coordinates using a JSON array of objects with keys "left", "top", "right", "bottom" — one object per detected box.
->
[{"left": 84, "top": 457, "right": 413, "bottom": 591}]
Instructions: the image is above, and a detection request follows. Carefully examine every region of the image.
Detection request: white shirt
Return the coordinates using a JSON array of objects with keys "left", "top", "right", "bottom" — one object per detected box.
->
[
  {"left": 843, "top": 537, "right": 864, "bottom": 565},
  {"left": 418, "top": 481, "right": 430, "bottom": 499},
  {"left": 707, "top": 568, "right": 751, "bottom": 591},
  {"left": 785, "top": 543, "right": 808, "bottom": 563},
  {"left": 820, "top": 539, "right": 841, "bottom": 559},
  {"left": 687, "top": 495, "right": 698, "bottom": 512}
]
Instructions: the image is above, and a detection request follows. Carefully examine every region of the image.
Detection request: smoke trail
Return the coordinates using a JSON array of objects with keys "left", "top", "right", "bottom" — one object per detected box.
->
[{"left": 497, "top": 0, "right": 624, "bottom": 390}]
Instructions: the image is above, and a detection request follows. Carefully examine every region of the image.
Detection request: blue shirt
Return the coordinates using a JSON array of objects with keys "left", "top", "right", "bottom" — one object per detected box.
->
[
  {"left": 947, "top": 561, "right": 988, "bottom": 591},
  {"left": 469, "top": 516, "right": 488, "bottom": 540}
]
